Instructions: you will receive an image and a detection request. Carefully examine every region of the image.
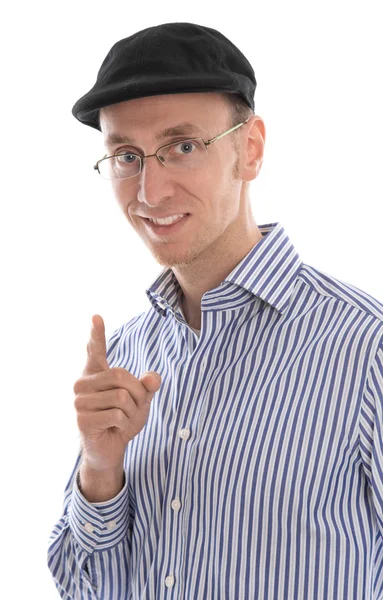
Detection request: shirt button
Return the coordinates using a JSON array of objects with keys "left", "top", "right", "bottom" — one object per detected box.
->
[
  {"left": 171, "top": 498, "right": 181, "bottom": 511},
  {"left": 165, "top": 575, "right": 175, "bottom": 587},
  {"left": 84, "top": 522, "right": 95, "bottom": 534},
  {"left": 179, "top": 428, "right": 190, "bottom": 440},
  {"left": 106, "top": 520, "right": 117, "bottom": 530}
]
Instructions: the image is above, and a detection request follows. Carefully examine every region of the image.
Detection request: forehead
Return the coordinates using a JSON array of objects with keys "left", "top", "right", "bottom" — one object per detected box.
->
[{"left": 100, "top": 92, "right": 228, "bottom": 146}]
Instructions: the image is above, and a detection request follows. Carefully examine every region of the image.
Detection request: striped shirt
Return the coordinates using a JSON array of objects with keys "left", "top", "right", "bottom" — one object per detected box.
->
[{"left": 47, "top": 221, "right": 383, "bottom": 599}]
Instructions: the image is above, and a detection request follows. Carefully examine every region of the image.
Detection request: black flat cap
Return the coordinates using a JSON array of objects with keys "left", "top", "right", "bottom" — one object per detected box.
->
[{"left": 71, "top": 22, "right": 257, "bottom": 132}]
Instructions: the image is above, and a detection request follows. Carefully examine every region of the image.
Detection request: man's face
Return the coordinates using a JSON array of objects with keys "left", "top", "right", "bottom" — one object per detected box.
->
[{"left": 99, "top": 92, "right": 255, "bottom": 269}]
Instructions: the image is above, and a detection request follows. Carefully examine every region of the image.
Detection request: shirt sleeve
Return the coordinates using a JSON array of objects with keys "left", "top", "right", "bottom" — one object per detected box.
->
[
  {"left": 359, "top": 334, "right": 383, "bottom": 547},
  {"left": 47, "top": 448, "right": 133, "bottom": 599}
]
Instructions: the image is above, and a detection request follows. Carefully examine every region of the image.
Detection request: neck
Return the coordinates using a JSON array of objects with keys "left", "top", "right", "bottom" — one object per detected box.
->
[{"left": 175, "top": 218, "right": 264, "bottom": 331}]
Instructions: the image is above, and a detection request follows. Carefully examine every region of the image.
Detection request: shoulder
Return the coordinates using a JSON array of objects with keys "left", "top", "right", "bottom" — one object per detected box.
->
[{"left": 296, "top": 262, "right": 383, "bottom": 324}]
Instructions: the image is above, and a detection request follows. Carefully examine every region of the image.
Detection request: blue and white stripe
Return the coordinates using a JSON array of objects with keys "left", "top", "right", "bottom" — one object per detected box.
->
[{"left": 48, "top": 222, "right": 383, "bottom": 599}]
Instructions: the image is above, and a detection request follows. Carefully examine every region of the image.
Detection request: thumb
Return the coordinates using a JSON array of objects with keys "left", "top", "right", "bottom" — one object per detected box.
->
[
  {"left": 82, "top": 314, "right": 110, "bottom": 376},
  {"left": 140, "top": 371, "right": 162, "bottom": 394}
]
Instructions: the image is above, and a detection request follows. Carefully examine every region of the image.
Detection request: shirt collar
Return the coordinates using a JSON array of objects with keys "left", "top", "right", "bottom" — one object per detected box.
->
[{"left": 145, "top": 222, "right": 303, "bottom": 318}]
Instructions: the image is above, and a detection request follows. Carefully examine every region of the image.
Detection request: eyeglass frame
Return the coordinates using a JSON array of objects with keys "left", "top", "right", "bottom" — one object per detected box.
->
[{"left": 93, "top": 116, "right": 252, "bottom": 181}]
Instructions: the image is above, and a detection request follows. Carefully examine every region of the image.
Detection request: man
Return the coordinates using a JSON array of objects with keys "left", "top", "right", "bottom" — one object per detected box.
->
[{"left": 48, "top": 22, "right": 383, "bottom": 600}]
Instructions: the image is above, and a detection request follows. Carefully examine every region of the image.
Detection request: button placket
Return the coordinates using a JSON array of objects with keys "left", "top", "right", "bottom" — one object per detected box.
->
[{"left": 168, "top": 426, "right": 191, "bottom": 592}]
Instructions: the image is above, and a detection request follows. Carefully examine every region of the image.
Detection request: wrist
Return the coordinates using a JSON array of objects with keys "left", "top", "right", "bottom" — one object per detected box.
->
[{"left": 78, "top": 462, "right": 125, "bottom": 503}]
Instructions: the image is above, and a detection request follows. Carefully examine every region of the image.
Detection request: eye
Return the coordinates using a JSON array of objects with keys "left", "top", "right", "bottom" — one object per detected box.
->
[
  {"left": 115, "top": 151, "right": 139, "bottom": 164},
  {"left": 172, "top": 140, "right": 196, "bottom": 154}
]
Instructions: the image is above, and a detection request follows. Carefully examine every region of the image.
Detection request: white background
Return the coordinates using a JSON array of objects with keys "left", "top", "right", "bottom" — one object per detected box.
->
[{"left": 2, "top": 0, "right": 382, "bottom": 597}]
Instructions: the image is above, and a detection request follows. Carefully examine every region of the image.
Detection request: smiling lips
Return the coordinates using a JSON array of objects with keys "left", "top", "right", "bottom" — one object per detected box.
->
[
  {"left": 148, "top": 213, "right": 187, "bottom": 225},
  {"left": 144, "top": 213, "right": 190, "bottom": 235}
]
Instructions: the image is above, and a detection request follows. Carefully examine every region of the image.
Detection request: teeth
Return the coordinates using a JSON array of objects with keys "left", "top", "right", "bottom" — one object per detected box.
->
[{"left": 149, "top": 214, "right": 186, "bottom": 226}]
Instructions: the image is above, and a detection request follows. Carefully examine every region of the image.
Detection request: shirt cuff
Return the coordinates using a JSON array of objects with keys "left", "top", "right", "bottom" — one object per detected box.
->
[{"left": 68, "top": 468, "right": 130, "bottom": 553}]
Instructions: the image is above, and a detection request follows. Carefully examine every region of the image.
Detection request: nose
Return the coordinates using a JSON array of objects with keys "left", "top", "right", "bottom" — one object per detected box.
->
[{"left": 136, "top": 153, "right": 175, "bottom": 207}]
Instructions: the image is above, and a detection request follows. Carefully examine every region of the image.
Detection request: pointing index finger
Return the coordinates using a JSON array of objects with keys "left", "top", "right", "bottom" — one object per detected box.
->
[{"left": 82, "top": 314, "right": 110, "bottom": 376}]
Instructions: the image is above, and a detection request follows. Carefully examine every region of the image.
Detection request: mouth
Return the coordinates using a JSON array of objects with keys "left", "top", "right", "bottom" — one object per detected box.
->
[{"left": 142, "top": 213, "right": 191, "bottom": 236}]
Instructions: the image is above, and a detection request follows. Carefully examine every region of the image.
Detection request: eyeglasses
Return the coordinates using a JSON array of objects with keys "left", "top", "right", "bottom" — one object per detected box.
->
[{"left": 93, "top": 117, "right": 251, "bottom": 181}]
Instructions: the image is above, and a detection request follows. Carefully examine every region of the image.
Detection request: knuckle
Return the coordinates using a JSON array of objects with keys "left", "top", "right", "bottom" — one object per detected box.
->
[
  {"left": 74, "top": 394, "right": 84, "bottom": 411},
  {"left": 114, "top": 408, "right": 125, "bottom": 425},
  {"left": 73, "top": 378, "right": 83, "bottom": 394},
  {"left": 116, "top": 388, "right": 128, "bottom": 404},
  {"left": 112, "top": 367, "right": 126, "bottom": 383},
  {"left": 116, "top": 408, "right": 125, "bottom": 424}
]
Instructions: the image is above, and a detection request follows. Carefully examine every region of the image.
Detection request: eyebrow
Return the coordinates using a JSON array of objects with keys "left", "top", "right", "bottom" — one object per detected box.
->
[{"left": 104, "top": 122, "right": 206, "bottom": 148}]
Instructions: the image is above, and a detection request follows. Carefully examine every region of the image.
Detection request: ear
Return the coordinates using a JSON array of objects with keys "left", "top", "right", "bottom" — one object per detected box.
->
[{"left": 241, "top": 116, "right": 266, "bottom": 182}]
